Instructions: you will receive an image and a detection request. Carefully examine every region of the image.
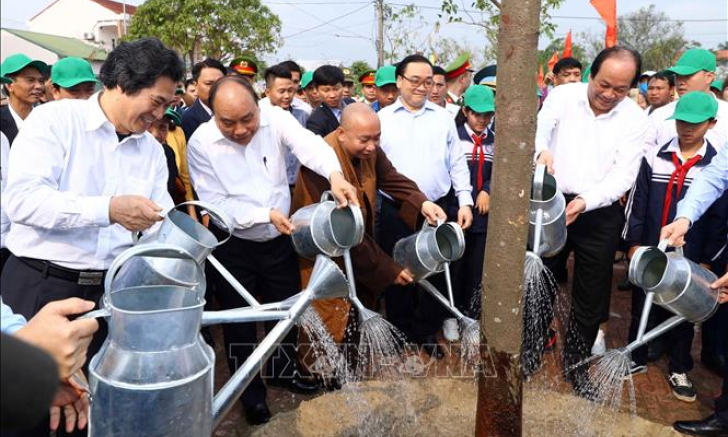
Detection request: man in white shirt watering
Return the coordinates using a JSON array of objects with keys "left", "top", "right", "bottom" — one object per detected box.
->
[
  {"left": 535, "top": 47, "right": 649, "bottom": 396},
  {"left": 187, "top": 75, "right": 358, "bottom": 425}
]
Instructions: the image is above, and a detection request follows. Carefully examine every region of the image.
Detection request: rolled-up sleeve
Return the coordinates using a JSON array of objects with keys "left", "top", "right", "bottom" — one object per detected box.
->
[{"left": 1, "top": 298, "right": 26, "bottom": 335}]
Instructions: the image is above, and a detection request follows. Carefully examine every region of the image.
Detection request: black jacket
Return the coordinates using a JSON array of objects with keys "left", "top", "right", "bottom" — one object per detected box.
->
[
  {"left": 181, "top": 99, "right": 212, "bottom": 141},
  {"left": 306, "top": 104, "right": 341, "bottom": 137},
  {"left": 0, "top": 105, "right": 19, "bottom": 146}
]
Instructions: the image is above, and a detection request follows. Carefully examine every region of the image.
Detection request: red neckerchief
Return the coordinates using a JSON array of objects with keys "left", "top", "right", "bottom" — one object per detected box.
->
[
  {"left": 471, "top": 132, "right": 487, "bottom": 191},
  {"left": 661, "top": 152, "right": 702, "bottom": 227}
]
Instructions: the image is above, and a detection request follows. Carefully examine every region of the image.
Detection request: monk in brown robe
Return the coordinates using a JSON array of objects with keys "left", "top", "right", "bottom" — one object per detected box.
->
[{"left": 291, "top": 103, "right": 446, "bottom": 342}]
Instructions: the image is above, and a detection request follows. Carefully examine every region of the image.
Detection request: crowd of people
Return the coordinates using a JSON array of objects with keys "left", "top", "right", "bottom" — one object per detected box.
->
[{"left": 0, "top": 36, "right": 726, "bottom": 437}]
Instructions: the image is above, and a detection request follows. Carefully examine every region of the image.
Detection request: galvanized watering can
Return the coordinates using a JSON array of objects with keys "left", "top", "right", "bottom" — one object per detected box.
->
[
  {"left": 597, "top": 241, "right": 720, "bottom": 358},
  {"left": 629, "top": 240, "right": 719, "bottom": 323},
  {"left": 528, "top": 164, "right": 567, "bottom": 258},
  {"left": 120, "top": 200, "right": 261, "bottom": 306},
  {"left": 393, "top": 220, "right": 465, "bottom": 281},
  {"left": 86, "top": 244, "right": 351, "bottom": 437},
  {"left": 290, "top": 191, "right": 365, "bottom": 260}
]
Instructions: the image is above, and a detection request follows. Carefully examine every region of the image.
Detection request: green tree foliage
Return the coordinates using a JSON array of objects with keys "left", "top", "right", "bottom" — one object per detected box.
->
[{"left": 126, "top": 0, "right": 282, "bottom": 66}]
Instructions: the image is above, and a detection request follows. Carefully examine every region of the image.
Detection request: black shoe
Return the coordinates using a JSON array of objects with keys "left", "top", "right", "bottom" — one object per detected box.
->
[
  {"left": 668, "top": 372, "right": 697, "bottom": 403},
  {"left": 673, "top": 414, "right": 728, "bottom": 436},
  {"left": 420, "top": 335, "right": 445, "bottom": 360},
  {"left": 617, "top": 272, "right": 631, "bottom": 291},
  {"left": 701, "top": 352, "right": 727, "bottom": 377},
  {"left": 268, "top": 376, "right": 321, "bottom": 395},
  {"left": 244, "top": 402, "right": 271, "bottom": 426}
]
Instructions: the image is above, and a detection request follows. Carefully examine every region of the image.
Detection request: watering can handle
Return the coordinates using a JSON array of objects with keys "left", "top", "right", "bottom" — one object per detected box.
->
[
  {"left": 104, "top": 243, "right": 198, "bottom": 297},
  {"left": 421, "top": 218, "right": 444, "bottom": 230},
  {"left": 657, "top": 239, "right": 684, "bottom": 256},
  {"left": 174, "top": 201, "right": 235, "bottom": 247}
]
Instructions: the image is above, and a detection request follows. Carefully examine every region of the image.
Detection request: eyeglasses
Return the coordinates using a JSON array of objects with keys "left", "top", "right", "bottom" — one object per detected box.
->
[{"left": 401, "top": 75, "right": 434, "bottom": 89}]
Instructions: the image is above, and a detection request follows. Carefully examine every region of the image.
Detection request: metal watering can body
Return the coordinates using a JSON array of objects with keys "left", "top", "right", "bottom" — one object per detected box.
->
[
  {"left": 88, "top": 245, "right": 215, "bottom": 437},
  {"left": 290, "top": 191, "right": 365, "bottom": 259},
  {"left": 629, "top": 242, "right": 719, "bottom": 323},
  {"left": 393, "top": 220, "right": 465, "bottom": 281},
  {"left": 528, "top": 164, "right": 567, "bottom": 258},
  {"left": 116, "top": 201, "right": 235, "bottom": 296}
]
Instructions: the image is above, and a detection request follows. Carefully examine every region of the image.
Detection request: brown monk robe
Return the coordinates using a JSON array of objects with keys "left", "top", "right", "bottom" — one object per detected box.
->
[{"left": 291, "top": 132, "right": 428, "bottom": 342}]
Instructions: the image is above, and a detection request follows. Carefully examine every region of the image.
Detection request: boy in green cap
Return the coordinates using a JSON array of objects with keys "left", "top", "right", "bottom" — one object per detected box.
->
[
  {"left": 0, "top": 54, "right": 49, "bottom": 144},
  {"left": 624, "top": 91, "right": 728, "bottom": 402},
  {"left": 452, "top": 84, "right": 496, "bottom": 320},
  {"left": 649, "top": 49, "right": 728, "bottom": 149},
  {"left": 372, "top": 65, "right": 398, "bottom": 112},
  {"left": 50, "top": 57, "right": 99, "bottom": 101},
  {"left": 300, "top": 71, "right": 322, "bottom": 110}
]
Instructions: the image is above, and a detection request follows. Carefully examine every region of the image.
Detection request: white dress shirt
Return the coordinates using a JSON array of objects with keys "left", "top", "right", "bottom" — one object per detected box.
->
[
  {"left": 4, "top": 92, "right": 173, "bottom": 270},
  {"left": 8, "top": 103, "right": 25, "bottom": 131},
  {"left": 379, "top": 98, "right": 473, "bottom": 207},
  {"left": 535, "top": 82, "right": 648, "bottom": 212},
  {"left": 648, "top": 96, "right": 728, "bottom": 151},
  {"left": 1, "top": 133, "right": 9, "bottom": 249},
  {"left": 292, "top": 97, "right": 312, "bottom": 115},
  {"left": 187, "top": 105, "right": 341, "bottom": 242}
]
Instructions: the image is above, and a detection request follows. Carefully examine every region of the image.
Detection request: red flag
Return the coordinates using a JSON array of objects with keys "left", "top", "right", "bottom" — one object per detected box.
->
[
  {"left": 562, "top": 30, "right": 573, "bottom": 58},
  {"left": 590, "top": 0, "right": 617, "bottom": 48},
  {"left": 538, "top": 64, "right": 544, "bottom": 89},
  {"left": 547, "top": 51, "right": 559, "bottom": 73}
]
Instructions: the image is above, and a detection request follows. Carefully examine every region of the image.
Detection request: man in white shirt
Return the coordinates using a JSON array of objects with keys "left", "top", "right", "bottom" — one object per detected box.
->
[
  {"left": 1, "top": 37, "right": 183, "bottom": 436},
  {"left": 0, "top": 54, "right": 48, "bottom": 145},
  {"left": 187, "top": 75, "right": 358, "bottom": 425},
  {"left": 377, "top": 54, "right": 473, "bottom": 358},
  {"left": 649, "top": 49, "right": 728, "bottom": 150},
  {"left": 535, "top": 47, "right": 648, "bottom": 395}
]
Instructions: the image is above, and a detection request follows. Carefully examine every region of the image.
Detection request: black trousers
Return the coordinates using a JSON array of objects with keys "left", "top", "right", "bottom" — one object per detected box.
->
[
  {"left": 0, "top": 255, "right": 107, "bottom": 437},
  {"left": 208, "top": 228, "right": 301, "bottom": 408},
  {"left": 628, "top": 286, "right": 695, "bottom": 373},
  {"left": 717, "top": 342, "right": 728, "bottom": 423},
  {"left": 542, "top": 201, "right": 623, "bottom": 374},
  {"left": 458, "top": 231, "right": 486, "bottom": 318},
  {"left": 378, "top": 197, "right": 451, "bottom": 343}
]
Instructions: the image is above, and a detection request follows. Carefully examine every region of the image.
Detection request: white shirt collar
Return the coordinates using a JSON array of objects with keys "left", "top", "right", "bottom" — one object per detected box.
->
[
  {"left": 464, "top": 123, "right": 488, "bottom": 140},
  {"left": 200, "top": 99, "right": 212, "bottom": 115},
  {"left": 665, "top": 137, "right": 708, "bottom": 163}
]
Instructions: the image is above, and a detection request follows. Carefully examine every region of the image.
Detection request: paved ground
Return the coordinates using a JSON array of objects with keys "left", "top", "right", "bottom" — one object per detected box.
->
[{"left": 212, "top": 260, "right": 724, "bottom": 436}]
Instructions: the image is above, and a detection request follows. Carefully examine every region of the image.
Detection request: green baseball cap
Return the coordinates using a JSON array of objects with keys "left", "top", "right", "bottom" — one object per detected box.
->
[
  {"left": 710, "top": 79, "right": 724, "bottom": 92},
  {"left": 667, "top": 49, "right": 716, "bottom": 76},
  {"left": 51, "top": 57, "right": 98, "bottom": 88},
  {"left": 667, "top": 91, "right": 718, "bottom": 123},
  {"left": 375, "top": 65, "right": 396, "bottom": 87},
  {"left": 0, "top": 76, "right": 11, "bottom": 85},
  {"left": 164, "top": 107, "right": 182, "bottom": 126},
  {"left": 582, "top": 64, "right": 591, "bottom": 83},
  {"left": 463, "top": 84, "right": 495, "bottom": 113},
  {"left": 300, "top": 71, "right": 314, "bottom": 89},
  {"left": 1, "top": 53, "right": 49, "bottom": 77}
]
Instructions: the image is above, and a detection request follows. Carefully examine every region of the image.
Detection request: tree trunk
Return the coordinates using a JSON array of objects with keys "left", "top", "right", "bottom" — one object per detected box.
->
[{"left": 474, "top": 0, "right": 541, "bottom": 436}]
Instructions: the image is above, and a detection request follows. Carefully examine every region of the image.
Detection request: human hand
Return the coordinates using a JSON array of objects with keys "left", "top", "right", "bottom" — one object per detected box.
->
[
  {"left": 49, "top": 373, "right": 89, "bottom": 433},
  {"left": 15, "top": 298, "right": 99, "bottom": 379},
  {"left": 565, "top": 198, "right": 586, "bottom": 226},
  {"left": 329, "top": 172, "right": 359, "bottom": 208},
  {"left": 475, "top": 191, "right": 490, "bottom": 215},
  {"left": 536, "top": 150, "right": 554, "bottom": 175},
  {"left": 394, "top": 268, "right": 414, "bottom": 286},
  {"left": 421, "top": 201, "right": 447, "bottom": 225},
  {"left": 711, "top": 273, "right": 727, "bottom": 304},
  {"left": 270, "top": 208, "right": 295, "bottom": 235},
  {"left": 458, "top": 206, "right": 473, "bottom": 230},
  {"left": 109, "top": 195, "right": 163, "bottom": 231},
  {"left": 660, "top": 217, "right": 690, "bottom": 248}
]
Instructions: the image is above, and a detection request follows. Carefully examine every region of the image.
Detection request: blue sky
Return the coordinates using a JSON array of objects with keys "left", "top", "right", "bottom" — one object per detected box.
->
[{"left": 2, "top": 0, "right": 726, "bottom": 66}]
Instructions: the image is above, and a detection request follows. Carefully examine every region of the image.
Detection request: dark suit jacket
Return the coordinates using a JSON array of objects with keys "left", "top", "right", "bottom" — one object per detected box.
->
[
  {"left": 0, "top": 106, "right": 19, "bottom": 146},
  {"left": 181, "top": 99, "right": 212, "bottom": 141},
  {"left": 305, "top": 104, "right": 341, "bottom": 137}
]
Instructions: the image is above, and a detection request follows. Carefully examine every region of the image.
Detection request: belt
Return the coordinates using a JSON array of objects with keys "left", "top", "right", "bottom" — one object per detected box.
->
[{"left": 17, "top": 257, "right": 107, "bottom": 286}]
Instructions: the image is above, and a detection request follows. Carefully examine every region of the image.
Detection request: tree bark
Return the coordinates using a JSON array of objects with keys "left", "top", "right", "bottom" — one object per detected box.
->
[{"left": 474, "top": 0, "right": 541, "bottom": 436}]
